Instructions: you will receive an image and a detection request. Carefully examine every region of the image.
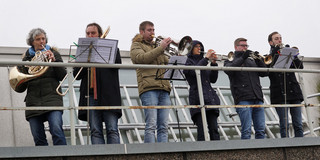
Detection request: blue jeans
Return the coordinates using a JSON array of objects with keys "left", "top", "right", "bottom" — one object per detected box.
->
[
  {"left": 89, "top": 96, "right": 120, "bottom": 144},
  {"left": 140, "top": 90, "right": 170, "bottom": 143},
  {"left": 236, "top": 100, "right": 265, "bottom": 139},
  {"left": 28, "top": 111, "right": 66, "bottom": 146},
  {"left": 275, "top": 100, "right": 303, "bottom": 138}
]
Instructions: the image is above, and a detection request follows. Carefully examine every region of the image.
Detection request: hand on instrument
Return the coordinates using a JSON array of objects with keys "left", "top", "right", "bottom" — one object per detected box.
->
[
  {"left": 160, "top": 37, "right": 172, "bottom": 49},
  {"left": 205, "top": 49, "right": 217, "bottom": 63},
  {"left": 242, "top": 50, "right": 251, "bottom": 59},
  {"left": 46, "top": 50, "right": 56, "bottom": 62}
]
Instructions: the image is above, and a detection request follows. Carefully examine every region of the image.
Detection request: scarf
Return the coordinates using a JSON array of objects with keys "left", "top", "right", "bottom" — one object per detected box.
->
[{"left": 28, "top": 44, "right": 51, "bottom": 57}]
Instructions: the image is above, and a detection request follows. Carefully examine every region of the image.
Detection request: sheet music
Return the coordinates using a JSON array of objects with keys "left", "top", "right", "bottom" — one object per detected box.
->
[
  {"left": 272, "top": 47, "right": 298, "bottom": 69},
  {"left": 75, "top": 37, "right": 118, "bottom": 63},
  {"left": 163, "top": 56, "right": 187, "bottom": 80}
]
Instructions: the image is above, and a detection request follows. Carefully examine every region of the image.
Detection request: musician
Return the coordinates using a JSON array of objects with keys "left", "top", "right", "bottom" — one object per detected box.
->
[
  {"left": 224, "top": 38, "right": 267, "bottom": 139},
  {"left": 130, "top": 21, "right": 172, "bottom": 143},
  {"left": 183, "top": 40, "right": 220, "bottom": 141},
  {"left": 74, "top": 23, "right": 122, "bottom": 144},
  {"left": 18, "top": 28, "right": 67, "bottom": 146},
  {"left": 268, "top": 31, "right": 304, "bottom": 138}
]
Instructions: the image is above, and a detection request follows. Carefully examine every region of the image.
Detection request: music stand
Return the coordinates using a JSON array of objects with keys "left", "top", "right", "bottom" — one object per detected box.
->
[
  {"left": 74, "top": 37, "right": 118, "bottom": 144},
  {"left": 272, "top": 47, "right": 298, "bottom": 69},
  {"left": 156, "top": 56, "right": 187, "bottom": 142},
  {"left": 75, "top": 37, "right": 118, "bottom": 64},
  {"left": 272, "top": 47, "right": 298, "bottom": 138},
  {"left": 156, "top": 56, "right": 187, "bottom": 80}
]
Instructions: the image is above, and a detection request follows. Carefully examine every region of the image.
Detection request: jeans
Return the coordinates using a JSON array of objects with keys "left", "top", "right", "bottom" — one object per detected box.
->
[
  {"left": 89, "top": 96, "right": 120, "bottom": 144},
  {"left": 275, "top": 100, "right": 303, "bottom": 138},
  {"left": 194, "top": 110, "right": 220, "bottom": 141},
  {"left": 140, "top": 90, "right": 170, "bottom": 143},
  {"left": 236, "top": 100, "right": 265, "bottom": 139},
  {"left": 28, "top": 111, "right": 66, "bottom": 146}
]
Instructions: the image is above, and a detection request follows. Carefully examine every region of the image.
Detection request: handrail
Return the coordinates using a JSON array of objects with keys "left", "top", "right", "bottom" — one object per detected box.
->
[
  {"left": 1, "top": 60, "right": 320, "bottom": 145},
  {"left": 1, "top": 60, "right": 320, "bottom": 73}
]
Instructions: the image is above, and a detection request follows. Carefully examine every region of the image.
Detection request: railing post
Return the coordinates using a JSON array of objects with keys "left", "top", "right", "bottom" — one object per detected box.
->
[
  {"left": 66, "top": 67, "right": 77, "bottom": 145},
  {"left": 298, "top": 72, "right": 315, "bottom": 136},
  {"left": 195, "top": 69, "right": 210, "bottom": 141}
]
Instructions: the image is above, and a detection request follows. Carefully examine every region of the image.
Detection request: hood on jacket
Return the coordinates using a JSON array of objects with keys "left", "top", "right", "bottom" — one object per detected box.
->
[
  {"left": 132, "top": 34, "right": 154, "bottom": 45},
  {"left": 187, "top": 40, "right": 204, "bottom": 57}
]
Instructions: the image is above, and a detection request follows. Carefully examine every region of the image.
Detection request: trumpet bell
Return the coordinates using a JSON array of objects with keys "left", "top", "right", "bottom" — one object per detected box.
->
[
  {"left": 178, "top": 36, "right": 192, "bottom": 56},
  {"left": 264, "top": 55, "right": 272, "bottom": 65}
]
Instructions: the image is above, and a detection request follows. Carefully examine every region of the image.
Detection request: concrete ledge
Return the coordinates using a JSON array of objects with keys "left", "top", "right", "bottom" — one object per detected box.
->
[{"left": 1, "top": 137, "right": 320, "bottom": 159}]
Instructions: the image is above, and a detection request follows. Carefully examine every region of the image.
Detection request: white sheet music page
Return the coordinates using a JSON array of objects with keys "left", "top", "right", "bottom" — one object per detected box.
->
[{"left": 273, "top": 47, "right": 298, "bottom": 69}]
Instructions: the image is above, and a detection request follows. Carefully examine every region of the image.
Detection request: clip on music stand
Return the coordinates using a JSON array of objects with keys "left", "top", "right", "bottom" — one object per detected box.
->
[{"left": 155, "top": 55, "right": 187, "bottom": 142}]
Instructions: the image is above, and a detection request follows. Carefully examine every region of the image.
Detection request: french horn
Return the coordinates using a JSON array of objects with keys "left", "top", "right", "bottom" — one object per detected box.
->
[{"left": 9, "top": 48, "right": 51, "bottom": 92}]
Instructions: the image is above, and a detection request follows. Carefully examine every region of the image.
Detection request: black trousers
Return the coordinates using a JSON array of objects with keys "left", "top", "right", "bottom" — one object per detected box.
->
[{"left": 194, "top": 110, "right": 220, "bottom": 141}]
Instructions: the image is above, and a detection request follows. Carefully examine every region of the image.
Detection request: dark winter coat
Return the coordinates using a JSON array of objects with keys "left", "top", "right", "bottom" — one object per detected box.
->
[
  {"left": 74, "top": 49, "right": 122, "bottom": 121},
  {"left": 183, "top": 41, "right": 220, "bottom": 122},
  {"left": 19, "top": 48, "right": 66, "bottom": 121},
  {"left": 268, "top": 46, "right": 304, "bottom": 103},
  {"left": 224, "top": 51, "right": 268, "bottom": 105}
]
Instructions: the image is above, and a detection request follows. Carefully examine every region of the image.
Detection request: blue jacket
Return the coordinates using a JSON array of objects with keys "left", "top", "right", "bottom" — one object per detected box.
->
[{"left": 183, "top": 40, "right": 220, "bottom": 122}]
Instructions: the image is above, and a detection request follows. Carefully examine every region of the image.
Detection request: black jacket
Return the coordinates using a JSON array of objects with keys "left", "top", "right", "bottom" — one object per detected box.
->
[
  {"left": 224, "top": 51, "right": 268, "bottom": 105},
  {"left": 268, "top": 46, "right": 304, "bottom": 103},
  {"left": 74, "top": 49, "right": 122, "bottom": 121},
  {"left": 20, "top": 48, "right": 66, "bottom": 120},
  {"left": 183, "top": 40, "right": 220, "bottom": 122}
]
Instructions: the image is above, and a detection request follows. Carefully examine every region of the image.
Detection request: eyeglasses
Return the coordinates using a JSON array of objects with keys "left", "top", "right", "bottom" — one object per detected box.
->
[{"left": 237, "top": 44, "right": 249, "bottom": 48}]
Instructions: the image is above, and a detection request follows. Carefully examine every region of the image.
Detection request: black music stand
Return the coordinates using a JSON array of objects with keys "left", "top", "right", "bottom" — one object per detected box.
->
[
  {"left": 272, "top": 47, "right": 298, "bottom": 69},
  {"left": 74, "top": 38, "right": 118, "bottom": 144},
  {"left": 75, "top": 37, "right": 118, "bottom": 64},
  {"left": 272, "top": 47, "right": 298, "bottom": 138},
  {"left": 156, "top": 56, "right": 187, "bottom": 142}
]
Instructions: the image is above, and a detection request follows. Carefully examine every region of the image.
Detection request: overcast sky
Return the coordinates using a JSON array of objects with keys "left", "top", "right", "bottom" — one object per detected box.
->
[{"left": 1, "top": 0, "right": 319, "bottom": 57}]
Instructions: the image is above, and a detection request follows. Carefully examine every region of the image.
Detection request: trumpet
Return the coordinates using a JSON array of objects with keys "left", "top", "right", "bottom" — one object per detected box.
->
[
  {"left": 153, "top": 35, "right": 192, "bottom": 57},
  {"left": 248, "top": 51, "right": 273, "bottom": 65},
  {"left": 55, "top": 26, "right": 111, "bottom": 96},
  {"left": 200, "top": 51, "right": 235, "bottom": 61}
]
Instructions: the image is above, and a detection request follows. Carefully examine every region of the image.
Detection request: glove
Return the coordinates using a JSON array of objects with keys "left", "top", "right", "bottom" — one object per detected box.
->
[{"left": 242, "top": 50, "right": 251, "bottom": 59}]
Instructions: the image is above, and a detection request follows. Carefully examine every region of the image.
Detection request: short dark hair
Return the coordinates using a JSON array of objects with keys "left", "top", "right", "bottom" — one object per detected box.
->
[
  {"left": 234, "top": 38, "right": 247, "bottom": 46},
  {"left": 139, "top": 21, "right": 154, "bottom": 31},
  {"left": 268, "top": 31, "right": 279, "bottom": 42},
  {"left": 26, "top": 28, "right": 48, "bottom": 47},
  {"left": 86, "top": 23, "right": 103, "bottom": 37}
]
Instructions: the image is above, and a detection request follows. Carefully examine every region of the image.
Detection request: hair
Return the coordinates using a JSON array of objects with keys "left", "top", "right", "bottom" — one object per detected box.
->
[
  {"left": 268, "top": 31, "right": 279, "bottom": 42},
  {"left": 139, "top": 21, "right": 154, "bottom": 31},
  {"left": 86, "top": 22, "right": 103, "bottom": 37},
  {"left": 26, "top": 28, "right": 47, "bottom": 46},
  {"left": 234, "top": 38, "right": 247, "bottom": 46}
]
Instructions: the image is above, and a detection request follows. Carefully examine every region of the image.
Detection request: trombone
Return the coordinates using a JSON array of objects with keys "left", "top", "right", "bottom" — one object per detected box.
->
[{"left": 56, "top": 26, "right": 111, "bottom": 96}]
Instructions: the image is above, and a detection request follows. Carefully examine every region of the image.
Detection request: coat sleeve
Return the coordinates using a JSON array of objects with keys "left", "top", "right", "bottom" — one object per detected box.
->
[
  {"left": 209, "top": 62, "right": 218, "bottom": 83},
  {"left": 183, "top": 57, "right": 208, "bottom": 78},
  {"left": 130, "top": 42, "right": 165, "bottom": 64},
  {"left": 291, "top": 57, "right": 303, "bottom": 69},
  {"left": 223, "top": 57, "right": 245, "bottom": 76},
  {"left": 52, "top": 51, "right": 67, "bottom": 81},
  {"left": 255, "top": 58, "right": 268, "bottom": 77}
]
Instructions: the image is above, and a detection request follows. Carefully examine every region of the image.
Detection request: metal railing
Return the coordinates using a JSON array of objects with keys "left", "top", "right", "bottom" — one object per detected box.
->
[{"left": 1, "top": 60, "right": 320, "bottom": 145}]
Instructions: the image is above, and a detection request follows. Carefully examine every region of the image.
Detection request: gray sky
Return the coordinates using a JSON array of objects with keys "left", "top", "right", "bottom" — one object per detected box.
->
[{"left": 1, "top": 0, "right": 319, "bottom": 57}]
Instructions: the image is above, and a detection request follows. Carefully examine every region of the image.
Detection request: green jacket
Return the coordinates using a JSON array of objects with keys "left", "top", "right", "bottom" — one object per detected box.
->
[
  {"left": 19, "top": 48, "right": 66, "bottom": 120},
  {"left": 130, "top": 34, "right": 171, "bottom": 95}
]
